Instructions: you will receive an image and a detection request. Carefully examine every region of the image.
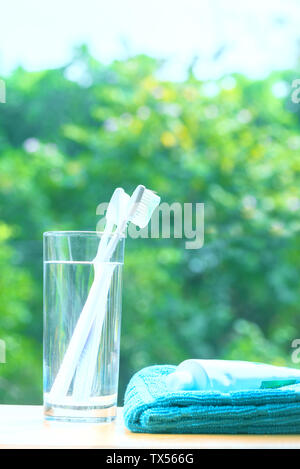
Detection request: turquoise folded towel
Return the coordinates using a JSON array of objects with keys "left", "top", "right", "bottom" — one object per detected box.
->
[{"left": 123, "top": 365, "right": 300, "bottom": 434}]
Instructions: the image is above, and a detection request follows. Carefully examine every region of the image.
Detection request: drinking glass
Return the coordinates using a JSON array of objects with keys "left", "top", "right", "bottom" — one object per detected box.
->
[{"left": 43, "top": 231, "right": 124, "bottom": 422}]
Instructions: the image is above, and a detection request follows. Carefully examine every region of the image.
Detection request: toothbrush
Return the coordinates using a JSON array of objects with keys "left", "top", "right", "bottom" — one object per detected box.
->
[
  {"left": 74, "top": 185, "right": 160, "bottom": 400},
  {"left": 102, "top": 185, "right": 160, "bottom": 262},
  {"left": 94, "top": 188, "right": 130, "bottom": 267},
  {"left": 48, "top": 185, "right": 160, "bottom": 402},
  {"left": 48, "top": 188, "right": 129, "bottom": 402},
  {"left": 72, "top": 188, "right": 130, "bottom": 400}
]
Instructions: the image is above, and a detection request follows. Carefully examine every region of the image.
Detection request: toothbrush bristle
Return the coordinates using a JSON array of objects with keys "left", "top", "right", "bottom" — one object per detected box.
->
[{"left": 130, "top": 189, "right": 160, "bottom": 228}]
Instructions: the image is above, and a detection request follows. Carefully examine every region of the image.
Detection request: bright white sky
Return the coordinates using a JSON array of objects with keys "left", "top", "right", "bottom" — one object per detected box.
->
[{"left": 0, "top": 0, "right": 300, "bottom": 80}]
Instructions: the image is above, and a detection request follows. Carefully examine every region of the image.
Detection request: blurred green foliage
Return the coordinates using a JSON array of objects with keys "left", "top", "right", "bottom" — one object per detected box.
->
[{"left": 0, "top": 47, "right": 300, "bottom": 404}]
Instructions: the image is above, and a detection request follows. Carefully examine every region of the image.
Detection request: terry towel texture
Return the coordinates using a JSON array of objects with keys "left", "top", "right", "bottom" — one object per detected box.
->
[{"left": 123, "top": 365, "right": 300, "bottom": 434}]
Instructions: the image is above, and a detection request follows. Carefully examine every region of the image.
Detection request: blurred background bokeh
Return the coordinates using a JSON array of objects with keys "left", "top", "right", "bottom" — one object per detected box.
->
[{"left": 0, "top": 0, "right": 300, "bottom": 404}]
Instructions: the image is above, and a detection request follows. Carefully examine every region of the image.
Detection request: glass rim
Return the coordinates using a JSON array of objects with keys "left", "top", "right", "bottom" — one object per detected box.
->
[{"left": 43, "top": 230, "right": 126, "bottom": 238}]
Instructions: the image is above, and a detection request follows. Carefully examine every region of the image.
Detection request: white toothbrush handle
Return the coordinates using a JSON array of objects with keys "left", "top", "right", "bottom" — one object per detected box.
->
[
  {"left": 95, "top": 219, "right": 114, "bottom": 263},
  {"left": 102, "top": 221, "right": 127, "bottom": 261},
  {"left": 70, "top": 223, "right": 117, "bottom": 400},
  {"left": 72, "top": 263, "right": 116, "bottom": 400}
]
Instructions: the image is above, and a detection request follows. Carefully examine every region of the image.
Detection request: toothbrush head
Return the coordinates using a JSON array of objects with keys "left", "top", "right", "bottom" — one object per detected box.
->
[
  {"left": 109, "top": 188, "right": 130, "bottom": 226},
  {"left": 129, "top": 185, "right": 161, "bottom": 228}
]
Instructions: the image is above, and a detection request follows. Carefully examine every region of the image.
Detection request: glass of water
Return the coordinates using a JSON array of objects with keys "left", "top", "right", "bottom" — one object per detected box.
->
[{"left": 43, "top": 231, "right": 124, "bottom": 422}]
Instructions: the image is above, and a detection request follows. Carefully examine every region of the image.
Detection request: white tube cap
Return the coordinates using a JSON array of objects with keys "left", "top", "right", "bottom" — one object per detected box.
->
[{"left": 165, "top": 370, "right": 196, "bottom": 391}]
